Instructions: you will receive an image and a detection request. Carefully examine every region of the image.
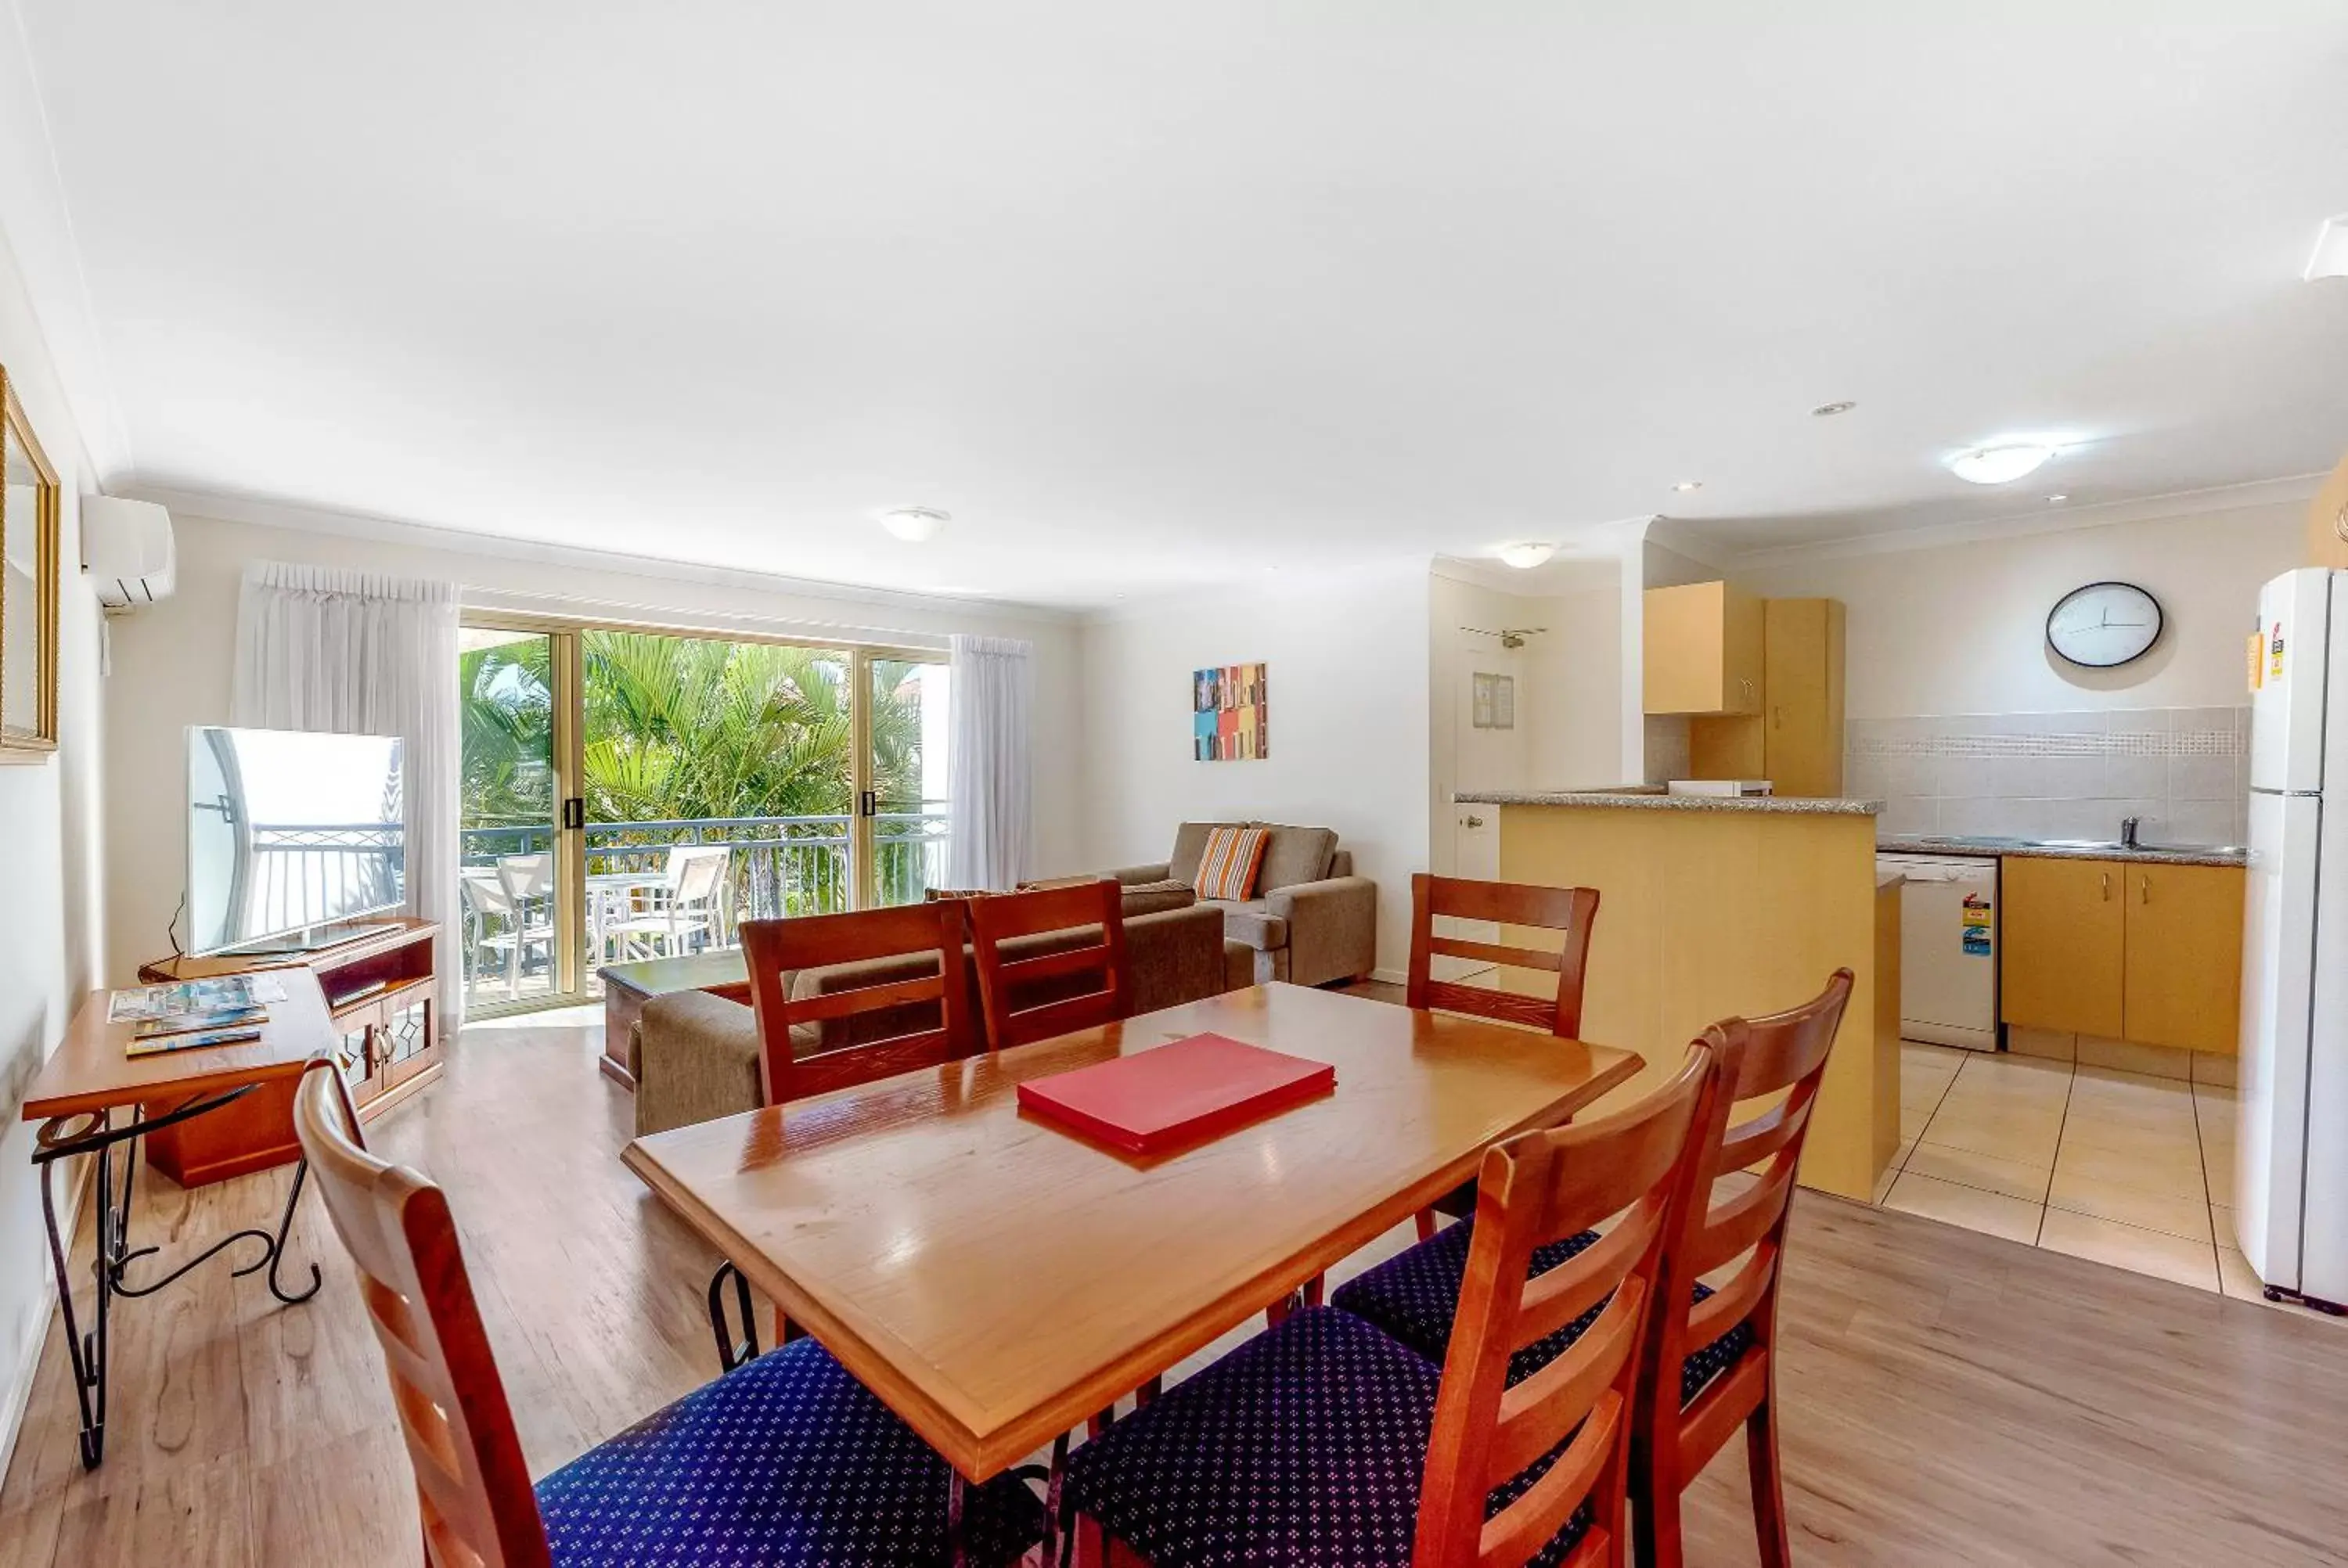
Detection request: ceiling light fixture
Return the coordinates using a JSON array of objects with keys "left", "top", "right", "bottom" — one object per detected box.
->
[
  {"left": 1496, "top": 542, "right": 1557, "bottom": 570},
  {"left": 2047, "top": 493, "right": 2069, "bottom": 503},
  {"left": 1671, "top": 480, "right": 1704, "bottom": 493},
  {"left": 2306, "top": 214, "right": 2348, "bottom": 282},
  {"left": 1946, "top": 444, "right": 2057, "bottom": 485},
  {"left": 1810, "top": 401, "right": 1856, "bottom": 417},
  {"left": 877, "top": 505, "right": 950, "bottom": 543}
]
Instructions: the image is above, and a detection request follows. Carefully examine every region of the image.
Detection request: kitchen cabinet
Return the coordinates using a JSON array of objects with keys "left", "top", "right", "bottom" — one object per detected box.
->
[
  {"left": 2121, "top": 862, "right": 2247, "bottom": 1053},
  {"left": 2000, "top": 857, "right": 2125, "bottom": 1038},
  {"left": 1761, "top": 597, "right": 1846, "bottom": 797},
  {"left": 2000, "top": 856, "right": 2245, "bottom": 1052},
  {"left": 1644, "top": 581, "right": 1763, "bottom": 716}
]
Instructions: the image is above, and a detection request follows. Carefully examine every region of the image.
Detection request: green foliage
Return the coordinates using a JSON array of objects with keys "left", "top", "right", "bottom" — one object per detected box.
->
[{"left": 459, "top": 632, "right": 933, "bottom": 831}]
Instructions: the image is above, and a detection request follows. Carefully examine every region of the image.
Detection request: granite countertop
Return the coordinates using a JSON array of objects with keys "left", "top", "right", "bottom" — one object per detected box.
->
[
  {"left": 1876, "top": 833, "right": 2247, "bottom": 869},
  {"left": 1457, "top": 787, "right": 1882, "bottom": 817}
]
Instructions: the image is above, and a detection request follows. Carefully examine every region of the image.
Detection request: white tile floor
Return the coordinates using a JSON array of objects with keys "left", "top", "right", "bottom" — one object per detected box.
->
[{"left": 1877, "top": 1041, "right": 2343, "bottom": 1322}]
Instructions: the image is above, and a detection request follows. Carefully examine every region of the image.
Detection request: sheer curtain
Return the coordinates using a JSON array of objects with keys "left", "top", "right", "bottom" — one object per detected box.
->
[
  {"left": 945, "top": 635, "right": 1033, "bottom": 891},
  {"left": 231, "top": 562, "right": 464, "bottom": 1026}
]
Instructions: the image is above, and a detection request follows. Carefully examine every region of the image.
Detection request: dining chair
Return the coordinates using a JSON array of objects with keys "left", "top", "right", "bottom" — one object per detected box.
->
[
  {"left": 739, "top": 900, "right": 983, "bottom": 1106},
  {"left": 967, "top": 879, "right": 1132, "bottom": 1049},
  {"left": 288, "top": 1061, "right": 1046, "bottom": 1568},
  {"left": 1407, "top": 872, "right": 1602, "bottom": 1236},
  {"left": 1625, "top": 969, "right": 1851, "bottom": 1568},
  {"left": 1061, "top": 1041, "right": 1722, "bottom": 1568}
]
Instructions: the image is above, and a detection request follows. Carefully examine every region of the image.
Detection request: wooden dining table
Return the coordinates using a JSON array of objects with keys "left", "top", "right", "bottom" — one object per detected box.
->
[{"left": 622, "top": 980, "right": 1641, "bottom": 1483}]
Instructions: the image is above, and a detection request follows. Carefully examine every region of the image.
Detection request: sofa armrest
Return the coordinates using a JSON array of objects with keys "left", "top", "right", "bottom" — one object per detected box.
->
[
  {"left": 1109, "top": 861, "right": 1174, "bottom": 886},
  {"left": 1264, "top": 875, "right": 1379, "bottom": 988},
  {"left": 634, "top": 991, "right": 764, "bottom": 1138}
]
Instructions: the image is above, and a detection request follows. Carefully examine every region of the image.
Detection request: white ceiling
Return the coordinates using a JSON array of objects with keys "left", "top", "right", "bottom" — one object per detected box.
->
[{"left": 15, "top": 3, "right": 2348, "bottom": 607}]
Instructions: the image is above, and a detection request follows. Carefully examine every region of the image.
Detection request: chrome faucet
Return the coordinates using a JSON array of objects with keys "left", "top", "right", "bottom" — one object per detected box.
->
[{"left": 2121, "top": 815, "right": 2142, "bottom": 851}]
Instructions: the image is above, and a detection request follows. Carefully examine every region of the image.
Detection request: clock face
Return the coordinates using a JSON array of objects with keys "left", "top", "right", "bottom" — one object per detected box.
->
[{"left": 2047, "top": 581, "right": 2164, "bottom": 668}]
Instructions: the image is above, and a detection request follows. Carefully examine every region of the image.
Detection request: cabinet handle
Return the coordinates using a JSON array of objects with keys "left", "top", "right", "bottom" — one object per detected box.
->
[
  {"left": 2101, "top": 872, "right": 2110, "bottom": 901},
  {"left": 1464, "top": 815, "right": 1485, "bottom": 829},
  {"left": 2140, "top": 875, "right": 2150, "bottom": 904}
]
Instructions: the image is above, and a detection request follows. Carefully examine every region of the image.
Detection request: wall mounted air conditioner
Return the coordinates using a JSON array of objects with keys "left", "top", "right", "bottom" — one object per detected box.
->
[{"left": 81, "top": 495, "right": 175, "bottom": 608}]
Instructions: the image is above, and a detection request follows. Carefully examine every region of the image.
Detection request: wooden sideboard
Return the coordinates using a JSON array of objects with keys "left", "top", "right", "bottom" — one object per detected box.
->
[{"left": 136, "top": 918, "right": 442, "bottom": 1185}]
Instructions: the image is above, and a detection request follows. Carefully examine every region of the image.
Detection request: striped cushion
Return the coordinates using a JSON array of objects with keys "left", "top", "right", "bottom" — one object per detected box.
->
[{"left": 1191, "top": 826, "right": 1269, "bottom": 901}]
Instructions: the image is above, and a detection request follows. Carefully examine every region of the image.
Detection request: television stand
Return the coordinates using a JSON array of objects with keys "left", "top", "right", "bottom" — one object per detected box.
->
[{"left": 137, "top": 917, "right": 442, "bottom": 1185}]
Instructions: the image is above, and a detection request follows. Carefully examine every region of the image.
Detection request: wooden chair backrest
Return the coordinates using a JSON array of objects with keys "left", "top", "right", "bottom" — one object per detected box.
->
[
  {"left": 1415, "top": 1041, "right": 1721, "bottom": 1568},
  {"left": 1640, "top": 969, "right": 1853, "bottom": 1476},
  {"left": 1406, "top": 872, "right": 1601, "bottom": 1037},
  {"left": 291, "top": 1063, "right": 550, "bottom": 1568},
  {"left": 966, "top": 879, "right": 1133, "bottom": 1049},
  {"left": 739, "top": 901, "right": 980, "bottom": 1105}
]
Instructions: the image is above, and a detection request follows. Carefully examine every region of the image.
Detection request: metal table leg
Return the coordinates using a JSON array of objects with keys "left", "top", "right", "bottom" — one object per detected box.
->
[{"left": 32, "top": 1084, "right": 322, "bottom": 1469}]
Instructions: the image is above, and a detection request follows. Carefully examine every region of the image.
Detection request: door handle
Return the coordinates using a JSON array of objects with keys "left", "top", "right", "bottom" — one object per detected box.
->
[
  {"left": 858, "top": 789, "right": 878, "bottom": 818},
  {"left": 1463, "top": 815, "right": 1485, "bottom": 829},
  {"left": 561, "top": 797, "right": 584, "bottom": 831}
]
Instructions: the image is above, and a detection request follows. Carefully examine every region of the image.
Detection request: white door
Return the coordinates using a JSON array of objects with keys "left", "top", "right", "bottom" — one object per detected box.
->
[{"left": 1444, "top": 632, "right": 1524, "bottom": 981}]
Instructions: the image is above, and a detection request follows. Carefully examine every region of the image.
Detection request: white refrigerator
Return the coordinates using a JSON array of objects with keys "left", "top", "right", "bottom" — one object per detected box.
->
[{"left": 2240, "top": 566, "right": 2348, "bottom": 1311}]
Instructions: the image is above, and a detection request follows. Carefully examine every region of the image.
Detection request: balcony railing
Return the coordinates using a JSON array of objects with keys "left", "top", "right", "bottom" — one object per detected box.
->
[{"left": 459, "top": 811, "right": 953, "bottom": 926}]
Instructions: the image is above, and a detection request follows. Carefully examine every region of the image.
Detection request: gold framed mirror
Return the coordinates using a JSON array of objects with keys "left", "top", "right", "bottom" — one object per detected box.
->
[{"left": 2, "top": 365, "right": 61, "bottom": 758}]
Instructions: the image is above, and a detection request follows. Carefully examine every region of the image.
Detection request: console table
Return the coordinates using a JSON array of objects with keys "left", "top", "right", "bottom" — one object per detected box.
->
[
  {"left": 137, "top": 917, "right": 441, "bottom": 1185},
  {"left": 23, "top": 974, "right": 341, "bottom": 1466}
]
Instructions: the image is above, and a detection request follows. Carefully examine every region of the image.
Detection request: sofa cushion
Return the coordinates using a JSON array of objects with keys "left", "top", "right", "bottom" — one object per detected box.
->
[
  {"left": 1194, "top": 826, "right": 1271, "bottom": 901},
  {"left": 1249, "top": 823, "right": 1339, "bottom": 891},
  {"left": 1118, "top": 878, "right": 1198, "bottom": 917},
  {"left": 1169, "top": 822, "right": 1246, "bottom": 887},
  {"left": 1212, "top": 897, "right": 1291, "bottom": 952}
]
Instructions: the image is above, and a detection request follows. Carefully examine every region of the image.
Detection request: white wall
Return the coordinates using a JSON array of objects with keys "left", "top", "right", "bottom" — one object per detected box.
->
[
  {"left": 0, "top": 246, "right": 106, "bottom": 1472},
  {"left": 1079, "top": 562, "right": 1431, "bottom": 980},
  {"left": 1738, "top": 502, "right": 2303, "bottom": 718},
  {"left": 101, "top": 509, "right": 1086, "bottom": 987}
]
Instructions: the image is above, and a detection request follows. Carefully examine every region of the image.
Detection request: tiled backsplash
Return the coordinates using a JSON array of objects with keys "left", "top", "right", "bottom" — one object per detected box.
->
[{"left": 1849, "top": 706, "right": 2250, "bottom": 847}]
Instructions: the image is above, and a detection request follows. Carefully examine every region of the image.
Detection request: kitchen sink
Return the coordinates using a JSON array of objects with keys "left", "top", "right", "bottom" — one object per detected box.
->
[{"left": 1900, "top": 833, "right": 2245, "bottom": 858}]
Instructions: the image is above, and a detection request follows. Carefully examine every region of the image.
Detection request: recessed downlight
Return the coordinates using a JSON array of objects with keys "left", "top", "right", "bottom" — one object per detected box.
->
[
  {"left": 1947, "top": 444, "right": 2056, "bottom": 485},
  {"left": 877, "top": 505, "right": 950, "bottom": 543},
  {"left": 1810, "top": 401, "right": 1856, "bottom": 417},
  {"left": 1671, "top": 480, "right": 1704, "bottom": 493},
  {"left": 1497, "top": 542, "right": 1557, "bottom": 570}
]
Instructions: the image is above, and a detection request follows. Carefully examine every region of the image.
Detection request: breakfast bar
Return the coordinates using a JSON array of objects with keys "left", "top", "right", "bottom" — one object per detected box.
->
[{"left": 1456, "top": 787, "right": 1897, "bottom": 1200}]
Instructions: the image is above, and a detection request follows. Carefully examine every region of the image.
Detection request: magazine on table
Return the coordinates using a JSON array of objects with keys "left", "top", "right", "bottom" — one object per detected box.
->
[
  {"left": 133, "top": 1005, "right": 271, "bottom": 1041},
  {"left": 107, "top": 973, "right": 288, "bottom": 1024}
]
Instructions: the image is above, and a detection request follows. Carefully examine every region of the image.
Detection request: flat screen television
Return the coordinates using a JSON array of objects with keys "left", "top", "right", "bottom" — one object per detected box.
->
[{"left": 186, "top": 725, "right": 407, "bottom": 956}]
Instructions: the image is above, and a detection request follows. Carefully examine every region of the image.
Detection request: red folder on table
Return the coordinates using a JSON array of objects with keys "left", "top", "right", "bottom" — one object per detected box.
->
[{"left": 1016, "top": 1034, "right": 1335, "bottom": 1153}]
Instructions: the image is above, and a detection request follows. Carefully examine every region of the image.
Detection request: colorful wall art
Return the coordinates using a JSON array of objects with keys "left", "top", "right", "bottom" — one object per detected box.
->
[{"left": 1193, "top": 662, "right": 1268, "bottom": 761}]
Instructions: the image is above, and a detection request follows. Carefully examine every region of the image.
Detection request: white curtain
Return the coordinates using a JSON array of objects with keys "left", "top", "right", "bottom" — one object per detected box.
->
[
  {"left": 945, "top": 635, "right": 1034, "bottom": 891},
  {"left": 232, "top": 562, "right": 465, "bottom": 1027}
]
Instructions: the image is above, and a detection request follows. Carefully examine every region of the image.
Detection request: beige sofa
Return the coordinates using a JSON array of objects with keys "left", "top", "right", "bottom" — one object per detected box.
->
[
  {"left": 1111, "top": 821, "right": 1377, "bottom": 988},
  {"left": 634, "top": 897, "right": 1248, "bottom": 1137}
]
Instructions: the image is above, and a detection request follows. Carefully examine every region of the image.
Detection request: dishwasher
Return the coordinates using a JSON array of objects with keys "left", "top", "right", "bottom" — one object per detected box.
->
[{"left": 1877, "top": 853, "right": 1999, "bottom": 1051}]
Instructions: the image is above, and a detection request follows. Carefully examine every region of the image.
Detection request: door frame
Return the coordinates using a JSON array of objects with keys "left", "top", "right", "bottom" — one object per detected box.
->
[{"left": 459, "top": 610, "right": 949, "bottom": 1011}]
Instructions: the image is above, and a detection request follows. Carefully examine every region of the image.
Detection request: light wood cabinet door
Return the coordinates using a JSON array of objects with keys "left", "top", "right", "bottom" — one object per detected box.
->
[
  {"left": 2000, "top": 856, "right": 2124, "bottom": 1038},
  {"left": 1644, "top": 581, "right": 1763, "bottom": 715},
  {"left": 1761, "top": 598, "right": 1845, "bottom": 797},
  {"left": 2122, "top": 863, "right": 2246, "bottom": 1053}
]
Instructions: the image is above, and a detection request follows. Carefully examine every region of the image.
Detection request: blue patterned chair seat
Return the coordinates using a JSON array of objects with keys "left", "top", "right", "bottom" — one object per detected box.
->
[
  {"left": 1331, "top": 1221, "right": 1756, "bottom": 1402},
  {"left": 1061, "top": 1307, "right": 1591, "bottom": 1568},
  {"left": 535, "top": 1336, "right": 1044, "bottom": 1567}
]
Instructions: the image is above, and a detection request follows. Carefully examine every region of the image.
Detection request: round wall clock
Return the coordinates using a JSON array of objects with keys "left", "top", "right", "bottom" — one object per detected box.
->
[{"left": 2046, "top": 581, "right": 2164, "bottom": 668}]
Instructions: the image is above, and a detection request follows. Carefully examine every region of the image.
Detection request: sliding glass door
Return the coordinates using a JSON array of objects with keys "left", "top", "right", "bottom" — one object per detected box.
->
[{"left": 458, "top": 615, "right": 950, "bottom": 1015}]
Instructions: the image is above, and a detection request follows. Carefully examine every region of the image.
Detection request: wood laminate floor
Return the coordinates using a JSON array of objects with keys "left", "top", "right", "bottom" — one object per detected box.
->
[{"left": 5, "top": 1016, "right": 2347, "bottom": 1566}]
